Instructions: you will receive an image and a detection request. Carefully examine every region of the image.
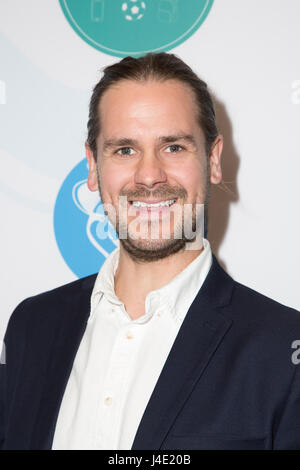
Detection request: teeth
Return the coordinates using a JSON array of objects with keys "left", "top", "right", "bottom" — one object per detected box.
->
[{"left": 131, "top": 199, "right": 176, "bottom": 208}]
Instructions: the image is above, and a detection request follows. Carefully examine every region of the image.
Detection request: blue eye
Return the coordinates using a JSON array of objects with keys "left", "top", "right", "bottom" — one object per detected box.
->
[
  {"left": 116, "top": 147, "right": 136, "bottom": 156},
  {"left": 165, "top": 144, "right": 183, "bottom": 153}
]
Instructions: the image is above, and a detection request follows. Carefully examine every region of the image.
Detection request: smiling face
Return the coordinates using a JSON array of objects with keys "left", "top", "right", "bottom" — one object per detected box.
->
[{"left": 86, "top": 78, "right": 223, "bottom": 261}]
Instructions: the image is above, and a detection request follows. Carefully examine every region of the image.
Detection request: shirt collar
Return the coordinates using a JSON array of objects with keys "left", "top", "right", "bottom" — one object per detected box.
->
[
  {"left": 90, "top": 245, "right": 121, "bottom": 316},
  {"left": 90, "top": 238, "right": 212, "bottom": 324},
  {"left": 145, "top": 238, "right": 212, "bottom": 323}
]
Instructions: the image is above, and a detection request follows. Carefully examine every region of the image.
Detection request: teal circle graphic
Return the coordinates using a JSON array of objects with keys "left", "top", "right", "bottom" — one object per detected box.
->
[{"left": 59, "top": 0, "right": 214, "bottom": 57}]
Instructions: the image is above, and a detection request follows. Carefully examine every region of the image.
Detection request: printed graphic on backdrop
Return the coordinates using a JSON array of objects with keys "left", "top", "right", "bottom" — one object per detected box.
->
[
  {"left": 59, "top": 0, "right": 214, "bottom": 57},
  {"left": 54, "top": 159, "right": 119, "bottom": 278}
]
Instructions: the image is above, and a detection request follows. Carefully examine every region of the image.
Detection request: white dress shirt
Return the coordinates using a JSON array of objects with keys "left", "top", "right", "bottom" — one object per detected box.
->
[{"left": 52, "top": 238, "right": 212, "bottom": 450}]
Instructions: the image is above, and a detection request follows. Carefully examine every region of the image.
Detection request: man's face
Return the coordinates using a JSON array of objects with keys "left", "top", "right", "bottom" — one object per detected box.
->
[{"left": 86, "top": 79, "right": 222, "bottom": 261}]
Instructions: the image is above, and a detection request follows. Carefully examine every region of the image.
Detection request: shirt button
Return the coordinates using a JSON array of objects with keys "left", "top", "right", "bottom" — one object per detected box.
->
[
  {"left": 125, "top": 331, "right": 133, "bottom": 339},
  {"left": 104, "top": 396, "right": 113, "bottom": 406}
]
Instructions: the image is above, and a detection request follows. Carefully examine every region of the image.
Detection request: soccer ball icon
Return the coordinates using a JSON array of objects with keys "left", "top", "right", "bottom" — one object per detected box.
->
[{"left": 122, "top": 0, "right": 146, "bottom": 21}]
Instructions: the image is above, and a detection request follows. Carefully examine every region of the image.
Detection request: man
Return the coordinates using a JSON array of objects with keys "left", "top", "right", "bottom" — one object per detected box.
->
[{"left": 1, "top": 52, "right": 300, "bottom": 450}]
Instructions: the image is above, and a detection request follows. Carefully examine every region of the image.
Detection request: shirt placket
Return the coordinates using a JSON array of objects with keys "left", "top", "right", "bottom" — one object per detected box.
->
[{"left": 93, "top": 307, "right": 146, "bottom": 449}]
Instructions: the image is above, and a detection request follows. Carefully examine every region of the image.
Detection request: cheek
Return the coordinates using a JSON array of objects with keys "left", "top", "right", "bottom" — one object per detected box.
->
[
  {"left": 99, "top": 164, "right": 128, "bottom": 201},
  {"left": 174, "top": 163, "right": 206, "bottom": 199}
]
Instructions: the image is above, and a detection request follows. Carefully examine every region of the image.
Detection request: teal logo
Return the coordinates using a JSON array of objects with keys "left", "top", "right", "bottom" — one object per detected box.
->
[{"left": 59, "top": 0, "right": 214, "bottom": 57}]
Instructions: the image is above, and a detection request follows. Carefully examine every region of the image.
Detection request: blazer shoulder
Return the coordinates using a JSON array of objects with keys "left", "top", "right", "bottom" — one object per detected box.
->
[
  {"left": 231, "top": 278, "right": 300, "bottom": 328},
  {"left": 4, "top": 273, "right": 98, "bottom": 340},
  {"left": 24, "top": 272, "right": 98, "bottom": 304}
]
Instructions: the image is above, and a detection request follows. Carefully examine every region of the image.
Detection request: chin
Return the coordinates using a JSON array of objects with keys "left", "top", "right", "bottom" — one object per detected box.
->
[{"left": 119, "top": 236, "right": 186, "bottom": 262}]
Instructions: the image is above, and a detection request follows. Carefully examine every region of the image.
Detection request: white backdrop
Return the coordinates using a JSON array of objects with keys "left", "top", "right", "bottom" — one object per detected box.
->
[{"left": 1, "top": 0, "right": 299, "bottom": 342}]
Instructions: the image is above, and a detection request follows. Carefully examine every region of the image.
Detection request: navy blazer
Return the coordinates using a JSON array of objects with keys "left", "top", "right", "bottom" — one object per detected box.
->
[{"left": 1, "top": 254, "right": 300, "bottom": 450}]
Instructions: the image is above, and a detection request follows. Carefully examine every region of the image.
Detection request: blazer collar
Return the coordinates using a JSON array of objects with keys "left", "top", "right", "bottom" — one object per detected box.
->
[
  {"left": 131, "top": 254, "right": 234, "bottom": 449},
  {"left": 30, "top": 253, "right": 234, "bottom": 449}
]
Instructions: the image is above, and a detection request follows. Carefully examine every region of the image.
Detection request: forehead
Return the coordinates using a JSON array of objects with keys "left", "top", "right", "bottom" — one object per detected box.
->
[{"left": 98, "top": 79, "right": 200, "bottom": 139}]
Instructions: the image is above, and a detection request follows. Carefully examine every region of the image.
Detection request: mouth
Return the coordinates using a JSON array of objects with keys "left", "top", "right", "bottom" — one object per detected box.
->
[
  {"left": 127, "top": 198, "right": 178, "bottom": 216},
  {"left": 129, "top": 198, "right": 177, "bottom": 208}
]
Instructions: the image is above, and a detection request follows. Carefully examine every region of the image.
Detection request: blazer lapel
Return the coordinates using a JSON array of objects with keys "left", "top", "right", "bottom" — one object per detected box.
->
[
  {"left": 29, "top": 274, "right": 97, "bottom": 450},
  {"left": 131, "top": 255, "right": 234, "bottom": 450}
]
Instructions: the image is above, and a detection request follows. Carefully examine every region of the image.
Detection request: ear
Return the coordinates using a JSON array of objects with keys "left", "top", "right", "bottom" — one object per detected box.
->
[
  {"left": 209, "top": 134, "right": 223, "bottom": 184},
  {"left": 85, "top": 141, "right": 99, "bottom": 191}
]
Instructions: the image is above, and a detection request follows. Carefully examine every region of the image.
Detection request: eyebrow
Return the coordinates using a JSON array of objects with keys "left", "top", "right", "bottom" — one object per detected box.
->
[
  {"left": 159, "top": 134, "right": 197, "bottom": 148},
  {"left": 103, "top": 137, "right": 137, "bottom": 151},
  {"left": 103, "top": 133, "right": 197, "bottom": 151}
]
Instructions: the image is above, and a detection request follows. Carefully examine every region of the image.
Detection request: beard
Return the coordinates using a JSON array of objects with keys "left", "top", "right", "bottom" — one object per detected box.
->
[{"left": 97, "top": 168, "right": 210, "bottom": 263}]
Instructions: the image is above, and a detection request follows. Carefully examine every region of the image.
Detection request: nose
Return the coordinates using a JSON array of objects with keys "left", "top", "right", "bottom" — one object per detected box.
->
[{"left": 133, "top": 151, "right": 167, "bottom": 189}]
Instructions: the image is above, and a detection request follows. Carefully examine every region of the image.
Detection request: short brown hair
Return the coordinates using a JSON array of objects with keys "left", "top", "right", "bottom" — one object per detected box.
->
[{"left": 87, "top": 52, "right": 219, "bottom": 160}]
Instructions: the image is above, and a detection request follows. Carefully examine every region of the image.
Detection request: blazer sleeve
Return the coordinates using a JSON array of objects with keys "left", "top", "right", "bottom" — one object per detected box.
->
[
  {"left": 0, "top": 299, "right": 30, "bottom": 450},
  {"left": 273, "top": 364, "right": 300, "bottom": 449},
  {"left": 0, "top": 324, "right": 9, "bottom": 451},
  {"left": 0, "top": 353, "right": 5, "bottom": 450}
]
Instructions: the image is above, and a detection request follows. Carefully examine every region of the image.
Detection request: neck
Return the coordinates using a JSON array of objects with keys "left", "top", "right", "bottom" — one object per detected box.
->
[{"left": 114, "top": 241, "right": 204, "bottom": 318}]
